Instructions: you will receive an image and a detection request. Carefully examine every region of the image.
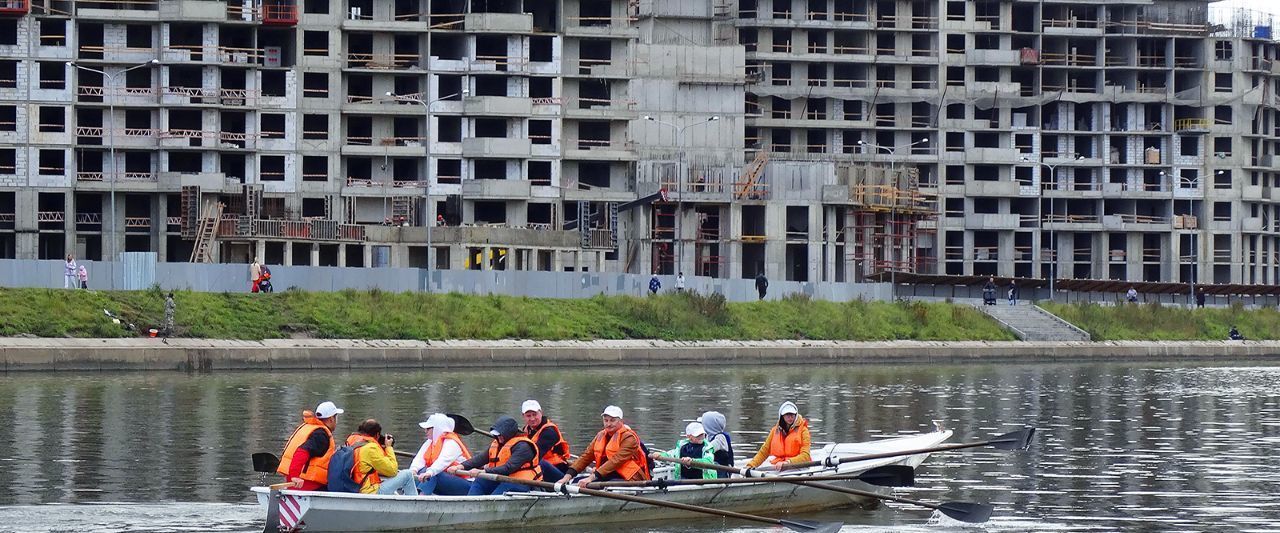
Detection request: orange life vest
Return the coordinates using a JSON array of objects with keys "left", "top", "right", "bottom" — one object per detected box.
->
[
  {"left": 419, "top": 432, "right": 472, "bottom": 471},
  {"left": 527, "top": 420, "right": 572, "bottom": 465},
  {"left": 486, "top": 436, "right": 542, "bottom": 481},
  {"left": 589, "top": 424, "right": 650, "bottom": 481},
  {"left": 276, "top": 410, "right": 336, "bottom": 485},
  {"left": 346, "top": 434, "right": 383, "bottom": 487},
  {"left": 765, "top": 417, "right": 809, "bottom": 465}
]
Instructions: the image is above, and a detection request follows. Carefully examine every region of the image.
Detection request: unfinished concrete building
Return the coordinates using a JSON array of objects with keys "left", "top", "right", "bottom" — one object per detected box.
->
[{"left": 0, "top": 0, "right": 1278, "bottom": 286}]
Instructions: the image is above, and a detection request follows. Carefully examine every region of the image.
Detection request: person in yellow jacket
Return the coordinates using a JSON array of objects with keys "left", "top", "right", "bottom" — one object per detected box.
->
[
  {"left": 348, "top": 419, "right": 419, "bottom": 495},
  {"left": 744, "top": 401, "right": 811, "bottom": 470}
]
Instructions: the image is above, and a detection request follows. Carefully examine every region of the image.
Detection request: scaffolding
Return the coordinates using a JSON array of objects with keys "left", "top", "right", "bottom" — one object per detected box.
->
[
  {"left": 843, "top": 164, "right": 938, "bottom": 281},
  {"left": 694, "top": 206, "right": 723, "bottom": 277}
]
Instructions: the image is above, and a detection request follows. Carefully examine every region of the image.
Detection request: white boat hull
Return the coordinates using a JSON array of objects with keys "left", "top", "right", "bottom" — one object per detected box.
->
[{"left": 252, "top": 430, "right": 951, "bottom": 532}]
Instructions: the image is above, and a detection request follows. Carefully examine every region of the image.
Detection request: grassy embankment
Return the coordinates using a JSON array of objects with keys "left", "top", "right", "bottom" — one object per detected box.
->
[
  {"left": 0, "top": 287, "right": 1014, "bottom": 341},
  {"left": 1041, "top": 301, "right": 1280, "bottom": 341}
]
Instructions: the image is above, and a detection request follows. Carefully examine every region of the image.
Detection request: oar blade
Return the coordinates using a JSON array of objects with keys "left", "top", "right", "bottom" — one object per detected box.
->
[
  {"left": 989, "top": 427, "right": 1035, "bottom": 451},
  {"left": 778, "top": 519, "right": 844, "bottom": 533},
  {"left": 938, "top": 502, "right": 995, "bottom": 523},
  {"left": 857, "top": 465, "right": 915, "bottom": 487},
  {"left": 252, "top": 452, "right": 280, "bottom": 474},
  {"left": 447, "top": 413, "right": 476, "bottom": 436}
]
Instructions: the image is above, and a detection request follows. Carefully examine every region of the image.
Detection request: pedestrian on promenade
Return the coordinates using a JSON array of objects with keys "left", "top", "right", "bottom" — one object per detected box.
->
[
  {"left": 1196, "top": 290, "right": 1206, "bottom": 308},
  {"left": 77, "top": 264, "right": 88, "bottom": 290},
  {"left": 676, "top": 272, "right": 686, "bottom": 292},
  {"left": 982, "top": 277, "right": 996, "bottom": 305},
  {"left": 250, "top": 258, "right": 262, "bottom": 293},
  {"left": 755, "top": 271, "right": 768, "bottom": 300},
  {"left": 1007, "top": 280, "right": 1018, "bottom": 306},
  {"left": 163, "top": 292, "right": 175, "bottom": 337},
  {"left": 649, "top": 273, "right": 661, "bottom": 295},
  {"left": 1126, "top": 287, "right": 1138, "bottom": 304},
  {"left": 64, "top": 254, "right": 78, "bottom": 289}
]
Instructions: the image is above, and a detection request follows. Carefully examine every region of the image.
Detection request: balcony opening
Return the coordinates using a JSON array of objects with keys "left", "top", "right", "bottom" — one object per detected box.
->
[
  {"left": 38, "top": 61, "right": 64, "bottom": 90},
  {"left": 126, "top": 24, "right": 151, "bottom": 48},
  {"left": 431, "top": 33, "right": 464, "bottom": 60},
  {"left": 528, "top": 202, "right": 551, "bottom": 226},
  {"left": 474, "top": 118, "right": 508, "bottom": 138},
  {"left": 474, "top": 201, "right": 507, "bottom": 224},
  {"left": 577, "top": 120, "right": 610, "bottom": 149},
  {"left": 579, "top": 38, "right": 612, "bottom": 69},
  {"left": 437, "top": 159, "right": 461, "bottom": 184},
  {"left": 474, "top": 159, "right": 507, "bottom": 180},
  {"left": 345, "top": 116, "right": 371, "bottom": 145},
  {"left": 302, "top": 114, "right": 328, "bottom": 140},
  {"left": 475, "top": 35, "right": 509, "bottom": 69},
  {"left": 260, "top": 155, "right": 285, "bottom": 181},
  {"left": 38, "top": 105, "right": 64, "bottom": 133},
  {"left": 438, "top": 116, "right": 461, "bottom": 142},
  {"left": 38, "top": 149, "right": 64, "bottom": 176},
  {"left": 303, "top": 72, "right": 328, "bottom": 98},
  {"left": 260, "top": 113, "right": 285, "bottom": 139},
  {"left": 529, "top": 120, "right": 551, "bottom": 145},
  {"left": 260, "top": 70, "right": 285, "bottom": 97},
  {"left": 474, "top": 74, "right": 509, "bottom": 97},
  {"left": 579, "top": 79, "right": 610, "bottom": 108},
  {"left": 221, "top": 153, "right": 246, "bottom": 182},
  {"left": 303, "top": 30, "right": 328, "bottom": 56},
  {"left": 168, "top": 152, "right": 201, "bottom": 173},
  {"left": 578, "top": 161, "right": 611, "bottom": 189},
  {"left": 347, "top": 157, "right": 371, "bottom": 182},
  {"left": 302, "top": 155, "right": 327, "bottom": 182},
  {"left": 528, "top": 160, "right": 551, "bottom": 185}
]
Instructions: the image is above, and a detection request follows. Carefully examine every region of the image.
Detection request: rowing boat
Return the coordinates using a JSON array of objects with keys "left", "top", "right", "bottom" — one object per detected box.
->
[{"left": 251, "top": 429, "right": 951, "bottom": 531}]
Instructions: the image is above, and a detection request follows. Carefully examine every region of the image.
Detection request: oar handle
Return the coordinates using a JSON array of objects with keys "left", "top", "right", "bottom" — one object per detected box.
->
[
  {"left": 651, "top": 454, "right": 755, "bottom": 476},
  {"left": 268, "top": 481, "right": 295, "bottom": 490}
]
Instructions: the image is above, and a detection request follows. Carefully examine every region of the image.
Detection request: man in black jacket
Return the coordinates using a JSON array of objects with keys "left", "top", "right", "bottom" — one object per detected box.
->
[{"left": 449, "top": 416, "right": 541, "bottom": 495}]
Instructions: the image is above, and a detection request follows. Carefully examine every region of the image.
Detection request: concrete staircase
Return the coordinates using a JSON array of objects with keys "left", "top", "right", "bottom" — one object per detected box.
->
[{"left": 979, "top": 304, "right": 1092, "bottom": 341}]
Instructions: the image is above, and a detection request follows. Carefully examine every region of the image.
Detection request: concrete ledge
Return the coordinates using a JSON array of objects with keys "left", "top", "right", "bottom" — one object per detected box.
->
[{"left": 1, "top": 338, "right": 1278, "bottom": 372}]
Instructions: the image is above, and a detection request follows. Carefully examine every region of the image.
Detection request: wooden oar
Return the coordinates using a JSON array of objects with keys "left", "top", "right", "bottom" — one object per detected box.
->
[
  {"left": 474, "top": 473, "right": 843, "bottom": 533},
  {"left": 767, "top": 427, "right": 1035, "bottom": 471},
  {"left": 784, "top": 480, "right": 994, "bottom": 524},
  {"left": 590, "top": 465, "right": 914, "bottom": 488},
  {"left": 652, "top": 456, "right": 913, "bottom": 487}
]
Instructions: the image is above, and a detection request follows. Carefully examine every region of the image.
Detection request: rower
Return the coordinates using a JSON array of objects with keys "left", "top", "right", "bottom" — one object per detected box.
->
[
  {"left": 449, "top": 416, "right": 542, "bottom": 495},
  {"left": 698, "top": 410, "right": 735, "bottom": 477},
  {"left": 277, "top": 400, "right": 344, "bottom": 490},
  {"left": 744, "top": 401, "right": 811, "bottom": 470},
  {"left": 559, "top": 405, "right": 651, "bottom": 488},
  {"left": 650, "top": 422, "right": 716, "bottom": 480},
  {"left": 410, "top": 413, "right": 474, "bottom": 495},
  {"left": 520, "top": 399, "right": 572, "bottom": 481}
]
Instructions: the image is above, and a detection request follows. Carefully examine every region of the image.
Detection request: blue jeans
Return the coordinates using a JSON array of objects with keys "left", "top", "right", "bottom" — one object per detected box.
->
[
  {"left": 467, "top": 476, "right": 532, "bottom": 496},
  {"left": 538, "top": 460, "right": 565, "bottom": 482},
  {"left": 376, "top": 470, "right": 419, "bottom": 495},
  {"left": 416, "top": 472, "right": 472, "bottom": 495}
]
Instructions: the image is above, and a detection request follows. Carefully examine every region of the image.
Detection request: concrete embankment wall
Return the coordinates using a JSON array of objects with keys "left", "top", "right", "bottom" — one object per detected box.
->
[{"left": 3, "top": 338, "right": 1279, "bottom": 372}]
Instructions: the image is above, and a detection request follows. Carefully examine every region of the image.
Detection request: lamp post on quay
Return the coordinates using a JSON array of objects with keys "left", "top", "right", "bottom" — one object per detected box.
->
[
  {"left": 643, "top": 115, "right": 719, "bottom": 273},
  {"left": 67, "top": 59, "right": 160, "bottom": 263},
  {"left": 857, "top": 137, "right": 928, "bottom": 289},
  {"left": 386, "top": 88, "right": 468, "bottom": 289},
  {"left": 1024, "top": 154, "right": 1083, "bottom": 300}
]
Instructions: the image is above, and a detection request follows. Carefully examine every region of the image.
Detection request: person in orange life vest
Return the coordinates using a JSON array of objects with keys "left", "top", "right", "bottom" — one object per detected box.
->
[
  {"left": 520, "top": 399, "right": 572, "bottom": 482},
  {"left": 559, "top": 405, "right": 651, "bottom": 488},
  {"left": 745, "top": 401, "right": 811, "bottom": 470},
  {"left": 409, "top": 413, "right": 473, "bottom": 495},
  {"left": 277, "top": 400, "right": 343, "bottom": 490},
  {"left": 448, "top": 416, "right": 542, "bottom": 495},
  {"left": 346, "top": 419, "right": 419, "bottom": 495}
]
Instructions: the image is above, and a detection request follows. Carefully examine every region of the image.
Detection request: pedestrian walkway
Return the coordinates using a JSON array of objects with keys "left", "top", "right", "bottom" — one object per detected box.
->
[{"left": 979, "top": 304, "right": 1091, "bottom": 341}]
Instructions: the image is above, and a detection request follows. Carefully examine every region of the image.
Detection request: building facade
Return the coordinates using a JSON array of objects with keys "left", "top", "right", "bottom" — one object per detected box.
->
[{"left": 0, "top": 0, "right": 1277, "bottom": 285}]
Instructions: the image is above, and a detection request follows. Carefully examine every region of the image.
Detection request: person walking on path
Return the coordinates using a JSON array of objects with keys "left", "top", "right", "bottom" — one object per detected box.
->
[
  {"left": 77, "top": 265, "right": 88, "bottom": 290},
  {"left": 64, "top": 254, "right": 78, "bottom": 289},
  {"left": 755, "top": 271, "right": 769, "bottom": 300},
  {"left": 1196, "top": 289, "right": 1206, "bottom": 308},
  {"left": 163, "top": 292, "right": 176, "bottom": 337},
  {"left": 648, "top": 273, "right": 661, "bottom": 295},
  {"left": 1007, "top": 280, "right": 1019, "bottom": 306},
  {"left": 249, "top": 258, "right": 262, "bottom": 293},
  {"left": 676, "top": 272, "right": 686, "bottom": 292}
]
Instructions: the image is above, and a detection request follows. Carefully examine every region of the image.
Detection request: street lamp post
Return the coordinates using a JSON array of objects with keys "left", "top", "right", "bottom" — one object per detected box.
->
[
  {"left": 1024, "top": 154, "right": 1082, "bottom": 300},
  {"left": 643, "top": 115, "right": 719, "bottom": 274},
  {"left": 386, "top": 89, "right": 467, "bottom": 289},
  {"left": 858, "top": 138, "right": 928, "bottom": 290},
  {"left": 1161, "top": 168, "right": 1203, "bottom": 305},
  {"left": 67, "top": 59, "right": 159, "bottom": 262}
]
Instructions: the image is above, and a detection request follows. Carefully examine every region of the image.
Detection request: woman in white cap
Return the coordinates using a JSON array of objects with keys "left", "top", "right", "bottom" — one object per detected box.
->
[
  {"left": 650, "top": 422, "right": 717, "bottom": 480},
  {"left": 559, "top": 405, "right": 651, "bottom": 487},
  {"left": 410, "top": 413, "right": 474, "bottom": 495},
  {"left": 744, "top": 401, "right": 810, "bottom": 470}
]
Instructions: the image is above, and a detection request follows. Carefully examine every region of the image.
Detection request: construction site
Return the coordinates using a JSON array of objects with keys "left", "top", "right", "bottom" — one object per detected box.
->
[{"left": 0, "top": 0, "right": 1279, "bottom": 286}]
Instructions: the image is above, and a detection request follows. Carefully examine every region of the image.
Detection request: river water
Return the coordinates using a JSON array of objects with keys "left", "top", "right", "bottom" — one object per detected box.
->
[{"left": 0, "top": 360, "right": 1277, "bottom": 532}]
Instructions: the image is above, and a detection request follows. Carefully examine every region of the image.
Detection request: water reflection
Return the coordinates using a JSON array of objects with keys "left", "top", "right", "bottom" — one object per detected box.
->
[{"left": 0, "top": 362, "right": 1277, "bottom": 531}]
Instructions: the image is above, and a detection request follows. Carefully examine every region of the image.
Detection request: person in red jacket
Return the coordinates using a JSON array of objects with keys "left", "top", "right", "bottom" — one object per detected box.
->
[{"left": 277, "top": 401, "right": 344, "bottom": 490}]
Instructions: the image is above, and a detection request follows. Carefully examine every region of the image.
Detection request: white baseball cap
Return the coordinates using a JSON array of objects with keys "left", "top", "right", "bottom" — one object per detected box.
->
[
  {"left": 315, "top": 401, "right": 344, "bottom": 419},
  {"left": 601, "top": 405, "right": 624, "bottom": 418},
  {"left": 521, "top": 399, "right": 542, "bottom": 413},
  {"left": 684, "top": 422, "right": 706, "bottom": 437}
]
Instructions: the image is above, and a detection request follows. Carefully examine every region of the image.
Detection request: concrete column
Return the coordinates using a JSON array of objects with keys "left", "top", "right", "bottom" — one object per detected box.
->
[
  {"left": 363, "top": 245, "right": 373, "bottom": 268},
  {"left": 254, "top": 240, "right": 266, "bottom": 263},
  {"left": 552, "top": 249, "right": 563, "bottom": 272},
  {"left": 962, "top": 230, "right": 974, "bottom": 276},
  {"left": 283, "top": 242, "right": 293, "bottom": 265},
  {"left": 765, "top": 203, "right": 785, "bottom": 281},
  {"left": 155, "top": 194, "right": 167, "bottom": 260},
  {"left": 309, "top": 243, "right": 320, "bottom": 266},
  {"left": 337, "top": 243, "right": 347, "bottom": 267}
]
